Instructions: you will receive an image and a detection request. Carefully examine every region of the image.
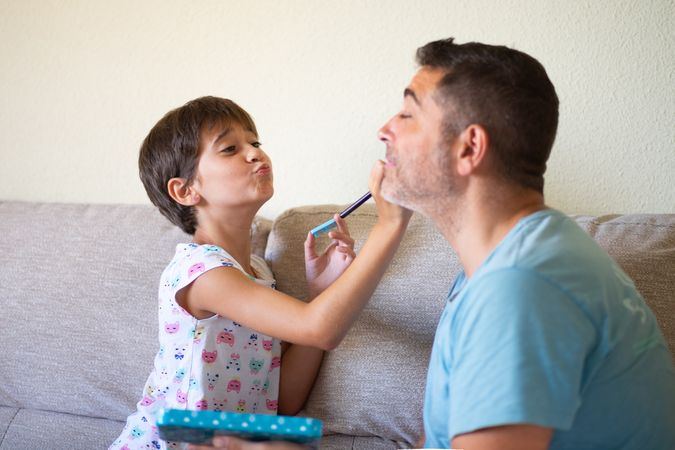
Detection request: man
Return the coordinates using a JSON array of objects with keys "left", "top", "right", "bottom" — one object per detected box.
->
[
  {"left": 193, "top": 38, "right": 675, "bottom": 450},
  {"left": 377, "top": 38, "right": 675, "bottom": 449}
]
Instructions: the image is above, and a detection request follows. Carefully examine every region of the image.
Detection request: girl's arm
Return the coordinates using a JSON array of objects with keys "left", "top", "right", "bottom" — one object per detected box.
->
[
  {"left": 278, "top": 215, "right": 353, "bottom": 415},
  {"left": 277, "top": 343, "right": 323, "bottom": 415},
  {"left": 180, "top": 161, "right": 411, "bottom": 350},
  {"left": 189, "top": 436, "right": 304, "bottom": 450}
]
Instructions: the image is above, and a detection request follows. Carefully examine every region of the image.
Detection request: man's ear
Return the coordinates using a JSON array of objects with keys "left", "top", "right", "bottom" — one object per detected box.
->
[
  {"left": 455, "top": 124, "right": 489, "bottom": 176},
  {"left": 167, "top": 178, "right": 200, "bottom": 206}
]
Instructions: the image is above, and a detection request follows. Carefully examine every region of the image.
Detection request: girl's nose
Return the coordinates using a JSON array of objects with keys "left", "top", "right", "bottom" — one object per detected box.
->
[{"left": 246, "top": 144, "right": 266, "bottom": 162}]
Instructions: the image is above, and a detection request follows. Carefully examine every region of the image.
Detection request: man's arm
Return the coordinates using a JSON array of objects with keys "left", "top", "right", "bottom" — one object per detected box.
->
[{"left": 452, "top": 424, "right": 553, "bottom": 450}]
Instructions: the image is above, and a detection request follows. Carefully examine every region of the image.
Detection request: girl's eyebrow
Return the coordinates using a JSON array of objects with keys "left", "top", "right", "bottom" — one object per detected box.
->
[{"left": 213, "top": 128, "right": 231, "bottom": 145}]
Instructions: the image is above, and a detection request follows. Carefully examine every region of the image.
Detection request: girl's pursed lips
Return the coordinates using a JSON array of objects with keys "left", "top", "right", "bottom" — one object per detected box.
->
[{"left": 255, "top": 164, "right": 272, "bottom": 175}]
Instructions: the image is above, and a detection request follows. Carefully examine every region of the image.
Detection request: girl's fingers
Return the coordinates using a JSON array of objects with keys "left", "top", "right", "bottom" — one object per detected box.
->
[
  {"left": 327, "top": 231, "right": 354, "bottom": 248},
  {"left": 329, "top": 215, "right": 355, "bottom": 248},
  {"left": 368, "top": 160, "right": 385, "bottom": 200},
  {"left": 336, "top": 246, "right": 356, "bottom": 258},
  {"left": 322, "top": 241, "right": 338, "bottom": 254},
  {"left": 334, "top": 214, "right": 351, "bottom": 236},
  {"left": 304, "top": 232, "right": 318, "bottom": 259}
]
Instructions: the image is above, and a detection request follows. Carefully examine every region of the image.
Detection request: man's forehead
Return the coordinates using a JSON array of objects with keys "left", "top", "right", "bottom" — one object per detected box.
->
[{"left": 405, "top": 67, "right": 445, "bottom": 104}]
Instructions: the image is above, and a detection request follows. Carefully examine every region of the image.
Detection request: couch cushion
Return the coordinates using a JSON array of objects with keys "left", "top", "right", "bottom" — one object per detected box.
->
[
  {"left": 0, "top": 201, "right": 271, "bottom": 424},
  {"left": 266, "top": 205, "right": 675, "bottom": 447},
  {"left": 0, "top": 409, "right": 122, "bottom": 450},
  {"left": 266, "top": 205, "right": 458, "bottom": 446},
  {"left": 320, "top": 434, "right": 403, "bottom": 450},
  {"left": 0, "top": 407, "right": 18, "bottom": 445}
]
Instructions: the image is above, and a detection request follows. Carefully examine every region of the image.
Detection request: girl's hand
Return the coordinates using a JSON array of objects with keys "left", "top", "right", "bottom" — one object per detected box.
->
[
  {"left": 304, "top": 214, "right": 355, "bottom": 298},
  {"left": 189, "top": 436, "right": 308, "bottom": 450},
  {"left": 369, "top": 160, "right": 413, "bottom": 230}
]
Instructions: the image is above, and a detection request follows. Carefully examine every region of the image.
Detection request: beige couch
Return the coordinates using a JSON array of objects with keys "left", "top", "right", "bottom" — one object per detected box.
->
[{"left": 1, "top": 201, "right": 673, "bottom": 449}]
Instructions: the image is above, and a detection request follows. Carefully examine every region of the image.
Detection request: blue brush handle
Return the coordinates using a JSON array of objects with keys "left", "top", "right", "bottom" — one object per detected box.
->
[
  {"left": 310, "top": 218, "right": 337, "bottom": 237},
  {"left": 310, "top": 192, "right": 371, "bottom": 237}
]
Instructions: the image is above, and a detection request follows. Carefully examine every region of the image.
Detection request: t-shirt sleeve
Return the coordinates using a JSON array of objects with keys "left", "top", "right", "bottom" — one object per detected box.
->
[
  {"left": 448, "top": 268, "right": 596, "bottom": 439},
  {"left": 172, "top": 244, "right": 240, "bottom": 294}
]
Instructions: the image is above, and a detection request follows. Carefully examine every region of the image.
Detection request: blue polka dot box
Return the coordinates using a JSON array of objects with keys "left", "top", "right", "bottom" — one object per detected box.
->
[{"left": 156, "top": 408, "right": 323, "bottom": 446}]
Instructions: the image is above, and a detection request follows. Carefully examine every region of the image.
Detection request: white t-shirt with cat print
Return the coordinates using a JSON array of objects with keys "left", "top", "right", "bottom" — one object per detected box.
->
[{"left": 110, "top": 243, "right": 281, "bottom": 450}]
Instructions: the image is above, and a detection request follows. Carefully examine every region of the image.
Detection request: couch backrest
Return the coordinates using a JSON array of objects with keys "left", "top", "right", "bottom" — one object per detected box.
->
[
  {"left": 1, "top": 201, "right": 673, "bottom": 447},
  {"left": 574, "top": 214, "right": 675, "bottom": 348},
  {"left": 265, "top": 205, "right": 675, "bottom": 445},
  {"left": 0, "top": 201, "right": 271, "bottom": 422},
  {"left": 265, "top": 205, "right": 459, "bottom": 445}
]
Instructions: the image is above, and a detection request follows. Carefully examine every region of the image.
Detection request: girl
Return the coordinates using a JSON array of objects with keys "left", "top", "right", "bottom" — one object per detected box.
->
[{"left": 110, "top": 96, "right": 410, "bottom": 449}]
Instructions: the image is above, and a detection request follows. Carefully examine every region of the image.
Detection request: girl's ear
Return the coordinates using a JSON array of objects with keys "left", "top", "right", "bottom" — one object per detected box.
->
[{"left": 167, "top": 178, "right": 201, "bottom": 206}]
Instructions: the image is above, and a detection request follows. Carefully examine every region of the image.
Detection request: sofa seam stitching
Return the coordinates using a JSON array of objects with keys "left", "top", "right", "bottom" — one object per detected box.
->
[
  {"left": 575, "top": 220, "right": 675, "bottom": 229},
  {"left": 0, "top": 407, "right": 20, "bottom": 446},
  {"left": 275, "top": 209, "right": 378, "bottom": 220}
]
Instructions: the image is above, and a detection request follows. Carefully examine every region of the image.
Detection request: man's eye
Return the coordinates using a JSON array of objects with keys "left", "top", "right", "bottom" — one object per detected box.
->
[{"left": 251, "top": 141, "right": 262, "bottom": 148}]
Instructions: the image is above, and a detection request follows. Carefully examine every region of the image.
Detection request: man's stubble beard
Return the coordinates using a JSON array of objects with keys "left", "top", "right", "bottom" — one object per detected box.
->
[
  {"left": 380, "top": 169, "right": 418, "bottom": 212},
  {"left": 381, "top": 149, "right": 458, "bottom": 217}
]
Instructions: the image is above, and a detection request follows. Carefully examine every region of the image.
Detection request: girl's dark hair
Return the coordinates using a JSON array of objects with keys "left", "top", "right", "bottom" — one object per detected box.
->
[
  {"left": 138, "top": 96, "right": 257, "bottom": 234},
  {"left": 417, "top": 38, "right": 559, "bottom": 193}
]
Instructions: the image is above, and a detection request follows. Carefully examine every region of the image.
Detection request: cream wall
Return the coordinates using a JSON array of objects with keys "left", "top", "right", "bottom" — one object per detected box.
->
[{"left": 1, "top": 0, "right": 673, "bottom": 220}]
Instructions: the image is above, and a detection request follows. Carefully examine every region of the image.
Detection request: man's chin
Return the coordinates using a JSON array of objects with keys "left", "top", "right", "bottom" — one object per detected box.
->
[
  {"left": 381, "top": 184, "right": 407, "bottom": 208},
  {"left": 381, "top": 191, "right": 400, "bottom": 205},
  {"left": 383, "top": 183, "right": 423, "bottom": 214},
  {"left": 380, "top": 180, "right": 397, "bottom": 203}
]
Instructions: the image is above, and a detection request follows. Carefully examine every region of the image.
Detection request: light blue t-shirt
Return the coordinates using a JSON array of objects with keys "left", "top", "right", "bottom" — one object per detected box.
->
[{"left": 423, "top": 209, "right": 675, "bottom": 449}]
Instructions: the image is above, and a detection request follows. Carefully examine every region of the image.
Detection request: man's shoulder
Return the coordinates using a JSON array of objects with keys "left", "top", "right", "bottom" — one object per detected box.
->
[
  {"left": 464, "top": 267, "right": 569, "bottom": 310},
  {"left": 488, "top": 209, "right": 617, "bottom": 293}
]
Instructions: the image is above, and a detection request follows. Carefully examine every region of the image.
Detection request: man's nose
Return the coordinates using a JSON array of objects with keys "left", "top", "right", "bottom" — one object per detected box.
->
[{"left": 378, "top": 119, "right": 393, "bottom": 144}]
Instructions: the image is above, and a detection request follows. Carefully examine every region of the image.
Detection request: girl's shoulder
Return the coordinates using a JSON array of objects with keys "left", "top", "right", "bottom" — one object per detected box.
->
[
  {"left": 166, "top": 243, "right": 242, "bottom": 276},
  {"left": 175, "top": 243, "right": 236, "bottom": 262},
  {"left": 164, "top": 244, "right": 274, "bottom": 289},
  {"left": 159, "top": 244, "right": 245, "bottom": 302},
  {"left": 170, "top": 244, "right": 273, "bottom": 280}
]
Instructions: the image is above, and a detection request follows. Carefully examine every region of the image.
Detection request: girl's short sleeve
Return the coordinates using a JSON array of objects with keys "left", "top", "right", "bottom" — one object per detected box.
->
[{"left": 169, "top": 244, "right": 241, "bottom": 295}]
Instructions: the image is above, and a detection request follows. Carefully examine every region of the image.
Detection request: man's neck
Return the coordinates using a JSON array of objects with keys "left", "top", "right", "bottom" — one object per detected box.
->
[{"left": 429, "top": 186, "right": 546, "bottom": 278}]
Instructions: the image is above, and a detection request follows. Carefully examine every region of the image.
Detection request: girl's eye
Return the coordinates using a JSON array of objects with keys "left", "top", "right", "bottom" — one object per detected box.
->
[
  {"left": 221, "top": 146, "right": 236, "bottom": 153},
  {"left": 251, "top": 141, "right": 262, "bottom": 148},
  {"left": 399, "top": 113, "right": 412, "bottom": 119}
]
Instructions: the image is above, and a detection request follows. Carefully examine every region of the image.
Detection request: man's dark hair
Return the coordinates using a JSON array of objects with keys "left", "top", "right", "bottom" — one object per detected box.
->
[
  {"left": 138, "top": 96, "right": 258, "bottom": 234},
  {"left": 416, "top": 38, "right": 559, "bottom": 193}
]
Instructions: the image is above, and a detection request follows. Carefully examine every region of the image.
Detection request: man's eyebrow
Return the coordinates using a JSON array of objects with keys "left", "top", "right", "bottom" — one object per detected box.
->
[{"left": 404, "top": 88, "right": 420, "bottom": 105}]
